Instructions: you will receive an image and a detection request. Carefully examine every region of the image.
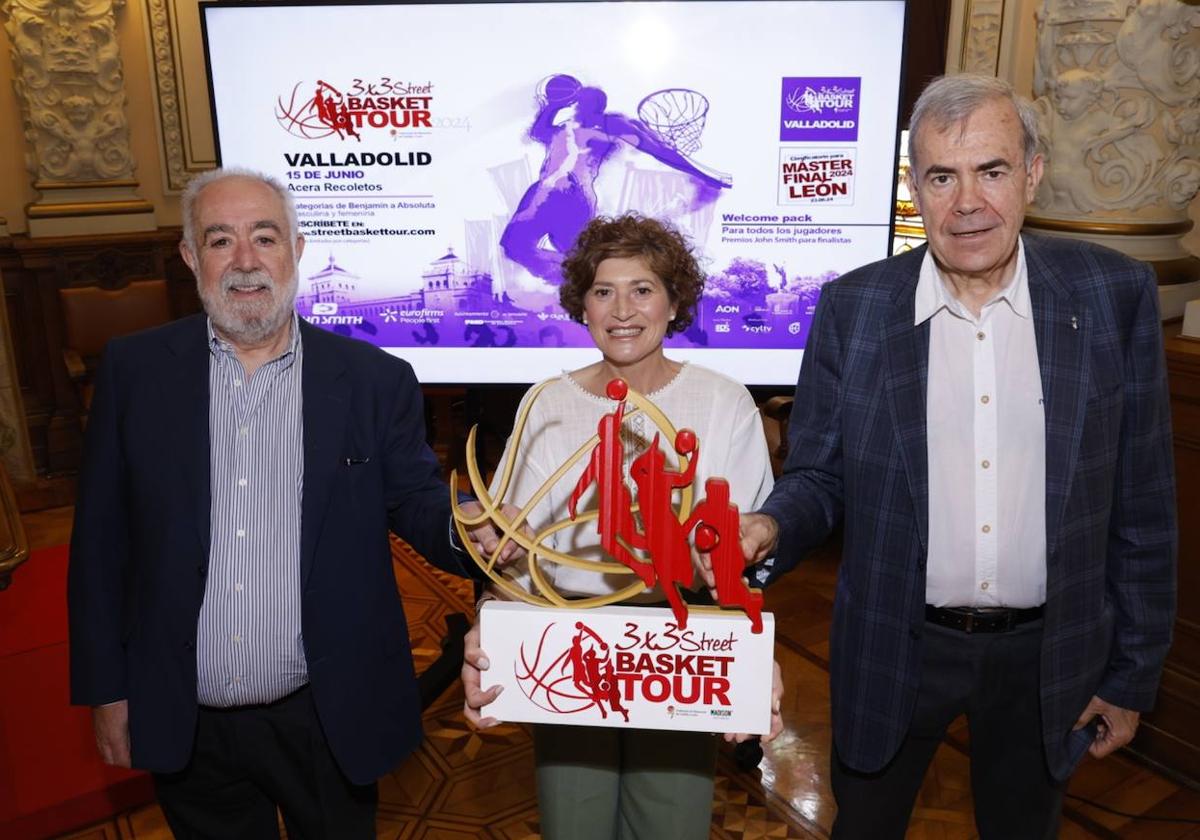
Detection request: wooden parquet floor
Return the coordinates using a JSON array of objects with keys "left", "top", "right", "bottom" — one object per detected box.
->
[{"left": 19, "top": 505, "right": 1199, "bottom": 840}]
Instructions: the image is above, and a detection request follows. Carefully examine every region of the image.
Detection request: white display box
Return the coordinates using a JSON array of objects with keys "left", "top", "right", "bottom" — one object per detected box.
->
[
  {"left": 480, "top": 601, "right": 775, "bottom": 733},
  {"left": 1183, "top": 299, "right": 1200, "bottom": 338}
]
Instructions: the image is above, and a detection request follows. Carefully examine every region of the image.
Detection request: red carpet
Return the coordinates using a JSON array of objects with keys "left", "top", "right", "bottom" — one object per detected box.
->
[{"left": 0, "top": 546, "right": 154, "bottom": 840}]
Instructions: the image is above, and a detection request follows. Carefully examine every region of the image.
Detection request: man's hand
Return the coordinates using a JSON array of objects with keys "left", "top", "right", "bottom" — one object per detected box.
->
[
  {"left": 462, "top": 618, "right": 503, "bottom": 728},
  {"left": 694, "top": 514, "right": 780, "bottom": 598},
  {"left": 459, "top": 501, "right": 528, "bottom": 568},
  {"left": 726, "top": 660, "right": 784, "bottom": 744},
  {"left": 739, "top": 513, "right": 780, "bottom": 568},
  {"left": 1073, "top": 695, "right": 1140, "bottom": 759},
  {"left": 92, "top": 700, "right": 132, "bottom": 768}
]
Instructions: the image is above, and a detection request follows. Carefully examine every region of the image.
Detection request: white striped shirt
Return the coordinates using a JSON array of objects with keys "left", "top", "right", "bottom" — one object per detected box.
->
[{"left": 196, "top": 317, "right": 306, "bottom": 706}]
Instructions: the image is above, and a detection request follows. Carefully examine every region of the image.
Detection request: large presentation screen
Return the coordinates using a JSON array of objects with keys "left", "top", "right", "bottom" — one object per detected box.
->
[{"left": 201, "top": 0, "right": 907, "bottom": 385}]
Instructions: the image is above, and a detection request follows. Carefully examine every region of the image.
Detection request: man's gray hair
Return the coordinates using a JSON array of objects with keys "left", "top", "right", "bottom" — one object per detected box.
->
[
  {"left": 180, "top": 167, "right": 297, "bottom": 254},
  {"left": 907, "top": 74, "right": 1039, "bottom": 178}
]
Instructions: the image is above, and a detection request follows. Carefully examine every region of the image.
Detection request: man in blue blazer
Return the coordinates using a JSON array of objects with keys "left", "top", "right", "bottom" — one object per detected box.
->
[
  {"left": 68, "top": 168, "right": 508, "bottom": 838},
  {"left": 740, "top": 75, "right": 1176, "bottom": 837}
]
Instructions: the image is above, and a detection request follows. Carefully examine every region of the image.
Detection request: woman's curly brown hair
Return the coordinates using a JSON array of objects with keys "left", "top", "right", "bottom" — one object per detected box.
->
[{"left": 559, "top": 214, "right": 705, "bottom": 337}]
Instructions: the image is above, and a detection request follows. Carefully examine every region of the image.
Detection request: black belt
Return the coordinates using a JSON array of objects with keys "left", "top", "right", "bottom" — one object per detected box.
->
[
  {"left": 199, "top": 683, "right": 310, "bottom": 713},
  {"left": 925, "top": 604, "right": 1044, "bottom": 634}
]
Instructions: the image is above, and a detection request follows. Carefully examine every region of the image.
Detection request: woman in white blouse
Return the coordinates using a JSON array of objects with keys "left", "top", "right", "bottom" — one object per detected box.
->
[{"left": 463, "top": 214, "right": 779, "bottom": 840}]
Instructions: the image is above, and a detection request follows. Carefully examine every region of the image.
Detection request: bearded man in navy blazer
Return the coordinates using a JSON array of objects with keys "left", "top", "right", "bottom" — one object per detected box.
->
[
  {"left": 739, "top": 75, "right": 1176, "bottom": 837},
  {"left": 68, "top": 168, "right": 511, "bottom": 839}
]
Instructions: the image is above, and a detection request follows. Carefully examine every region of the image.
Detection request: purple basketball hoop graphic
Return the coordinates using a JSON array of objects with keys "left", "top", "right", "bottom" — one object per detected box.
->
[
  {"left": 779, "top": 77, "right": 861, "bottom": 142},
  {"left": 637, "top": 88, "right": 710, "bottom": 155}
]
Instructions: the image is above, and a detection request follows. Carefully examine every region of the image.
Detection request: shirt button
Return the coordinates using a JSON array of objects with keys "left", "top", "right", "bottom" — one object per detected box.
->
[
  {"left": 234, "top": 582, "right": 243, "bottom": 592},
  {"left": 981, "top": 581, "right": 990, "bottom": 591},
  {"left": 233, "top": 380, "right": 243, "bottom": 388},
  {"left": 236, "top": 528, "right": 246, "bottom": 538},
  {"left": 981, "top": 459, "right": 991, "bottom": 469},
  {"left": 977, "top": 331, "right": 986, "bottom": 341},
  {"left": 232, "top": 676, "right": 242, "bottom": 684},
  {"left": 239, "top": 426, "right": 249, "bottom": 436},
  {"left": 232, "top": 634, "right": 242, "bottom": 643},
  {"left": 980, "top": 395, "right": 990, "bottom": 405},
  {"left": 981, "top": 524, "right": 992, "bottom": 534},
  {"left": 237, "top": 478, "right": 247, "bottom": 487}
]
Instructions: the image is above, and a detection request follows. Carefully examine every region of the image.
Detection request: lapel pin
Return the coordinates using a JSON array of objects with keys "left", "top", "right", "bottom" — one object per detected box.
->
[{"left": 1070, "top": 315, "right": 1078, "bottom": 330}]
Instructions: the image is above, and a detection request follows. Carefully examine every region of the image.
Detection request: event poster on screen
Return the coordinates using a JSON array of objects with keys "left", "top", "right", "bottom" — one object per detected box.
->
[{"left": 202, "top": 0, "right": 906, "bottom": 384}]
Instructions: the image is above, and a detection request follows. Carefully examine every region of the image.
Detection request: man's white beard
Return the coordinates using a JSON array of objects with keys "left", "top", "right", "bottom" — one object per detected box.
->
[{"left": 200, "top": 268, "right": 297, "bottom": 345}]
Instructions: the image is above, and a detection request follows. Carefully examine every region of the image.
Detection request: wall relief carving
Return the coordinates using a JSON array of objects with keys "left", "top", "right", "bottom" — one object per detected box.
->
[
  {"left": 1, "top": 0, "right": 138, "bottom": 184},
  {"left": 1032, "top": 0, "right": 1200, "bottom": 219}
]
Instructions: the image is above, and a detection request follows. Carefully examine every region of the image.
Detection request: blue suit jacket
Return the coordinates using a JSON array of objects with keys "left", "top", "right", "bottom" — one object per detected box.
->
[
  {"left": 68, "top": 315, "right": 469, "bottom": 784},
  {"left": 760, "top": 233, "right": 1176, "bottom": 780}
]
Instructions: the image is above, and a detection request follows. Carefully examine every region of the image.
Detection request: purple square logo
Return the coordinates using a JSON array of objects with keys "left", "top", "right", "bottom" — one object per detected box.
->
[{"left": 780, "top": 77, "right": 861, "bottom": 142}]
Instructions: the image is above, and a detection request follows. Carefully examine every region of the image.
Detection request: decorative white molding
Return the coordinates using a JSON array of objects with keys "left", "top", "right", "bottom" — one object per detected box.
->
[
  {"left": 947, "top": 0, "right": 1008, "bottom": 75},
  {"left": 962, "top": 0, "right": 1007, "bottom": 74},
  {"left": 144, "top": 0, "right": 214, "bottom": 192}
]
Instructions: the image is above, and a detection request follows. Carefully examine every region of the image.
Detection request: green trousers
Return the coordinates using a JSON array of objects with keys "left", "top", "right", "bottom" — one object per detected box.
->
[{"left": 533, "top": 724, "right": 718, "bottom": 840}]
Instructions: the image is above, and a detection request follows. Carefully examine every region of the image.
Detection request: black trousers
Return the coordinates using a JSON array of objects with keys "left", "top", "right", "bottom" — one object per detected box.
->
[
  {"left": 154, "top": 686, "right": 377, "bottom": 840},
  {"left": 831, "top": 619, "right": 1064, "bottom": 840}
]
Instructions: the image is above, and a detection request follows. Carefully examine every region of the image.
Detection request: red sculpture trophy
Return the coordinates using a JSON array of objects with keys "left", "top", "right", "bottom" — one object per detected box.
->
[{"left": 451, "top": 379, "right": 775, "bottom": 733}]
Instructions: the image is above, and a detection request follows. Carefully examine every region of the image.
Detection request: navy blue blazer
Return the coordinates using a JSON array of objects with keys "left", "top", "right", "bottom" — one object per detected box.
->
[
  {"left": 68, "top": 315, "right": 470, "bottom": 784},
  {"left": 760, "top": 233, "right": 1176, "bottom": 780}
]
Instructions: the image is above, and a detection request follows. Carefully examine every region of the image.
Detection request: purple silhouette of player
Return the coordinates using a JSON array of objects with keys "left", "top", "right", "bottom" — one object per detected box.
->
[{"left": 500, "top": 75, "right": 731, "bottom": 284}]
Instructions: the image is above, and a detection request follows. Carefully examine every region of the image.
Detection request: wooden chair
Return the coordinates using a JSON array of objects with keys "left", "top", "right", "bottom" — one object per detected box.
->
[{"left": 58, "top": 279, "right": 172, "bottom": 412}]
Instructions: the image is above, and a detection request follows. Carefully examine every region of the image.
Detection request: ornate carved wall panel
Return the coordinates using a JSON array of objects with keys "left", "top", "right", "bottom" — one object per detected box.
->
[
  {"left": 1027, "top": 0, "right": 1200, "bottom": 306},
  {"left": 0, "top": 0, "right": 155, "bottom": 235},
  {"left": 3, "top": 0, "right": 135, "bottom": 182},
  {"left": 1032, "top": 0, "right": 1200, "bottom": 220}
]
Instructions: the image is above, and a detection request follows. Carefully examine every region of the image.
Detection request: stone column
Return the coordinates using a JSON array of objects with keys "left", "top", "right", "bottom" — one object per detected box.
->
[
  {"left": 1027, "top": 0, "right": 1200, "bottom": 318},
  {"left": 1, "top": 0, "right": 155, "bottom": 237}
]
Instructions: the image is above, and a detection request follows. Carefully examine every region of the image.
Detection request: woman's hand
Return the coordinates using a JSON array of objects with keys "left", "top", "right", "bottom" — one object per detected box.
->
[
  {"left": 462, "top": 616, "right": 504, "bottom": 728},
  {"left": 725, "top": 659, "right": 784, "bottom": 744},
  {"left": 460, "top": 502, "right": 528, "bottom": 568}
]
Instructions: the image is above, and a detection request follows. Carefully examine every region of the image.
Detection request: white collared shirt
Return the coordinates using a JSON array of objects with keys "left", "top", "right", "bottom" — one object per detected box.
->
[{"left": 917, "top": 240, "right": 1047, "bottom": 608}]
